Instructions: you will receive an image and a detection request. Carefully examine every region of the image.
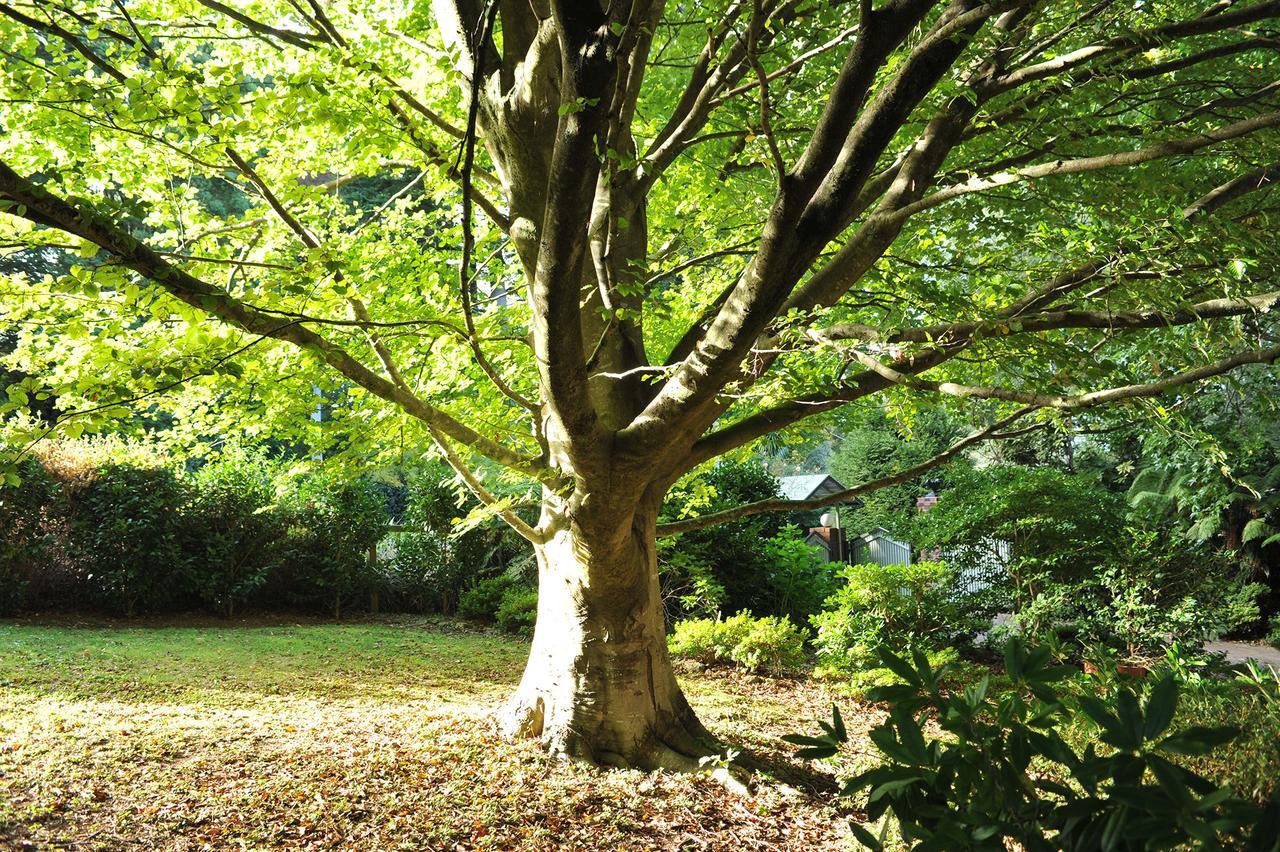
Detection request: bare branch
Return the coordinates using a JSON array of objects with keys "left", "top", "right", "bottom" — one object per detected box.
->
[
  {"left": 852, "top": 343, "right": 1280, "bottom": 409},
  {"left": 890, "top": 110, "right": 1280, "bottom": 222}
]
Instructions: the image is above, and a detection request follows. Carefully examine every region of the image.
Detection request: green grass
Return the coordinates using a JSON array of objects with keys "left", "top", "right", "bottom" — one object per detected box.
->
[{"left": 0, "top": 617, "right": 858, "bottom": 850}]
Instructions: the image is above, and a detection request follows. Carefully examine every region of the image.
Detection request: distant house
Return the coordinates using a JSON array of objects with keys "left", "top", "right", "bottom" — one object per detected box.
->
[
  {"left": 851, "top": 526, "right": 913, "bottom": 566},
  {"left": 778, "top": 473, "right": 849, "bottom": 504},
  {"left": 780, "top": 473, "right": 857, "bottom": 561}
]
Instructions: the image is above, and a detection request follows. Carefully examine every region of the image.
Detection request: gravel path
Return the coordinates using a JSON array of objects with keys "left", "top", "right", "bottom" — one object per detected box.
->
[{"left": 1204, "top": 640, "right": 1280, "bottom": 670}]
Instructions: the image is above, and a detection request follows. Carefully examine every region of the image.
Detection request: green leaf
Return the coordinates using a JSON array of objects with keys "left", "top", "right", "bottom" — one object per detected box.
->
[
  {"left": 1158, "top": 725, "right": 1239, "bottom": 756},
  {"left": 849, "top": 822, "right": 884, "bottom": 851},
  {"left": 1242, "top": 518, "right": 1272, "bottom": 544},
  {"left": 1143, "top": 676, "right": 1178, "bottom": 741}
]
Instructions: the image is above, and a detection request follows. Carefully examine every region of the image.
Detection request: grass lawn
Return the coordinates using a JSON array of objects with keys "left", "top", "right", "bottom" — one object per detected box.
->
[{"left": 0, "top": 617, "right": 870, "bottom": 850}]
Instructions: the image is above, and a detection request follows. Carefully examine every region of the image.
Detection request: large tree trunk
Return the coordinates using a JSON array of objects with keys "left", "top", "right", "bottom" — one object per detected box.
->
[{"left": 501, "top": 503, "right": 717, "bottom": 768}]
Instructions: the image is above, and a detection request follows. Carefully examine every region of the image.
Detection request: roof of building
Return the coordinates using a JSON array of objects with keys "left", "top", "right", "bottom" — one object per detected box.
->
[{"left": 778, "top": 473, "right": 850, "bottom": 502}]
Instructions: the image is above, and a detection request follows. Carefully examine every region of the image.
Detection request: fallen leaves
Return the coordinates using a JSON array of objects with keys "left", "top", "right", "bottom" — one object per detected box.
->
[{"left": 0, "top": 618, "right": 862, "bottom": 849}]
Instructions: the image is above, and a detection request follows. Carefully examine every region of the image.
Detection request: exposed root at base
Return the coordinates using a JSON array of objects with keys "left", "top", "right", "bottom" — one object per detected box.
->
[{"left": 497, "top": 703, "right": 818, "bottom": 798}]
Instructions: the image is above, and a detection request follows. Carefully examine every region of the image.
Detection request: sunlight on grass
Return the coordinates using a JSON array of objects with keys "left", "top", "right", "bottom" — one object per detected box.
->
[{"left": 0, "top": 620, "right": 852, "bottom": 849}]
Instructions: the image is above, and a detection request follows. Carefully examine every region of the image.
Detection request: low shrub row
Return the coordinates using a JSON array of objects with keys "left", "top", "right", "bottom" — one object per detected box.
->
[
  {"left": 668, "top": 611, "right": 809, "bottom": 670},
  {"left": 0, "top": 441, "right": 532, "bottom": 619}
]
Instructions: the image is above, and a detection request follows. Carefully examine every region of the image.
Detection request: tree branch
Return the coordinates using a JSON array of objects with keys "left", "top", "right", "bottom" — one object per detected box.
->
[
  {"left": 0, "top": 161, "right": 561, "bottom": 487},
  {"left": 657, "top": 406, "right": 1039, "bottom": 536}
]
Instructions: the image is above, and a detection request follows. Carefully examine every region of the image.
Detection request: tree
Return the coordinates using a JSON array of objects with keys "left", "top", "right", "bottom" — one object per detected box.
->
[
  {"left": 828, "top": 407, "right": 962, "bottom": 536},
  {"left": 1128, "top": 367, "right": 1280, "bottom": 610},
  {"left": 2, "top": 0, "right": 1279, "bottom": 768}
]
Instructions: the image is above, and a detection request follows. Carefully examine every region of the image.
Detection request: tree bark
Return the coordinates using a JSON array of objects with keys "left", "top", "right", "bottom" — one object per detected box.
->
[{"left": 501, "top": 501, "right": 717, "bottom": 768}]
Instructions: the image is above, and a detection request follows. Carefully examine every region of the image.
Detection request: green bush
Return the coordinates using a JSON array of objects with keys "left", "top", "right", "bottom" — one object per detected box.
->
[
  {"left": 787, "top": 640, "right": 1278, "bottom": 850},
  {"left": 74, "top": 462, "right": 190, "bottom": 617},
  {"left": 275, "top": 476, "right": 386, "bottom": 618},
  {"left": 668, "top": 612, "right": 808, "bottom": 671},
  {"left": 1265, "top": 617, "right": 1280, "bottom": 651},
  {"left": 458, "top": 575, "right": 519, "bottom": 621},
  {"left": 810, "top": 560, "right": 987, "bottom": 674},
  {"left": 0, "top": 458, "right": 56, "bottom": 615},
  {"left": 758, "top": 534, "right": 839, "bottom": 627},
  {"left": 183, "top": 447, "right": 280, "bottom": 616},
  {"left": 494, "top": 586, "right": 538, "bottom": 635}
]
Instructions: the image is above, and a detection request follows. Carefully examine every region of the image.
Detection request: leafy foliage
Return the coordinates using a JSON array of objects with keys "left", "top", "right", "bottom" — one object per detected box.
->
[
  {"left": 273, "top": 475, "right": 387, "bottom": 618},
  {"left": 810, "top": 561, "right": 989, "bottom": 674},
  {"left": 787, "top": 640, "right": 1277, "bottom": 851},
  {"left": 74, "top": 462, "right": 190, "bottom": 617},
  {"left": 183, "top": 446, "right": 281, "bottom": 616},
  {"left": 494, "top": 587, "right": 539, "bottom": 636},
  {"left": 384, "top": 474, "right": 469, "bottom": 614},
  {"left": 914, "top": 466, "right": 1124, "bottom": 610},
  {"left": 1013, "top": 526, "right": 1262, "bottom": 658},
  {"left": 827, "top": 408, "right": 964, "bottom": 537},
  {"left": 659, "top": 461, "right": 830, "bottom": 623},
  {"left": 1126, "top": 369, "right": 1280, "bottom": 604},
  {"left": 458, "top": 575, "right": 523, "bottom": 622},
  {"left": 0, "top": 458, "right": 54, "bottom": 615},
  {"left": 668, "top": 612, "right": 808, "bottom": 671}
]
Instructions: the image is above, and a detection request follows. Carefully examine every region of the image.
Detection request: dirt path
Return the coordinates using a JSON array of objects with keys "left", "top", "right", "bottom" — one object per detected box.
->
[{"left": 1204, "top": 640, "right": 1280, "bottom": 670}]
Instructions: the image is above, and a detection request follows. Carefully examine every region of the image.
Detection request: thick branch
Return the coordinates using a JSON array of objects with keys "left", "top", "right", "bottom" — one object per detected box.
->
[
  {"left": 657, "top": 406, "right": 1038, "bottom": 536},
  {"left": 0, "top": 161, "right": 559, "bottom": 486}
]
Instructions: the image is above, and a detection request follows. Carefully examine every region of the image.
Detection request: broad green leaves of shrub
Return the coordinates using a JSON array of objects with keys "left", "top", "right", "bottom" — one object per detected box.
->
[
  {"left": 810, "top": 561, "right": 988, "bottom": 675},
  {"left": 669, "top": 612, "right": 808, "bottom": 671},
  {"left": 787, "top": 639, "right": 1278, "bottom": 851}
]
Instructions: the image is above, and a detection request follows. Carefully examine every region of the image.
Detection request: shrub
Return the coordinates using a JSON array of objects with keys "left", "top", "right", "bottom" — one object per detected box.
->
[
  {"left": 0, "top": 458, "right": 56, "bottom": 615},
  {"left": 1268, "top": 617, "right": 1280, "bottom": 651},
  {"left": 810, "top": 560, "right": 987, "bottom": 674},
  {"left": 668, "top": 612, "right": 808, "bottom": 671},
  {"left": 384, "top": 476, "right": 469, "bottom": 614},
  {"left": 786, "top": 640, "right": 1277, "bottom": 850},
  {"left": 458, "top": 575, "right": 520, "bottom": 621},
  {"left": 275, "top": 475, "right": 386, "bottom": 618},
  {"left": 758, "top": 534, "right": 839, "bottom": 627},
  {"left": 73, "top": 461, "right": 190, "bottom": 617},
  {"left": 494, "top": 586, "right": 538, "bottom": 635},
  {"left": 183, "top": 447, "right": 280, "bottom": 616}
]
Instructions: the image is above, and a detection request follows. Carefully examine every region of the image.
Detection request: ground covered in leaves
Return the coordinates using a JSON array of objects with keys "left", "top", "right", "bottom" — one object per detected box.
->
[{"left": 0, "top": 617, "right": 873, "bottom": 850}]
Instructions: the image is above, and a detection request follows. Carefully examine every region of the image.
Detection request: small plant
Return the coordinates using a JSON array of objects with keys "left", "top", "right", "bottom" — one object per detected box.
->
[
  {"left": 810, "top": 560, "right": 987, "bottom": 674},
  {"left": 458, "top": 575, "right": 520, "bottom": 621},
  {"left": 668, "top": 612, "right": 808, "bottom": 671},
  {"left": 1266, "top": 617, "right": 1280, "bottom": 652},
  {"left": 786, "top": 640, "right": 1275, "bottom": 850},
  {"left": 494, "top": 586, "right": 538, "bottom": 635}
]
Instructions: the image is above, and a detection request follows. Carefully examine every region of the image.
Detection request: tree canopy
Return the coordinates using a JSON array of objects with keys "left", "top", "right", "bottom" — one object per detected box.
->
[
  {"left": 2, "top": 0, "right": 1279, "bottom": 765},
  {"left": 0, "top": 0, "right": 1277, "bottom": 512}
]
